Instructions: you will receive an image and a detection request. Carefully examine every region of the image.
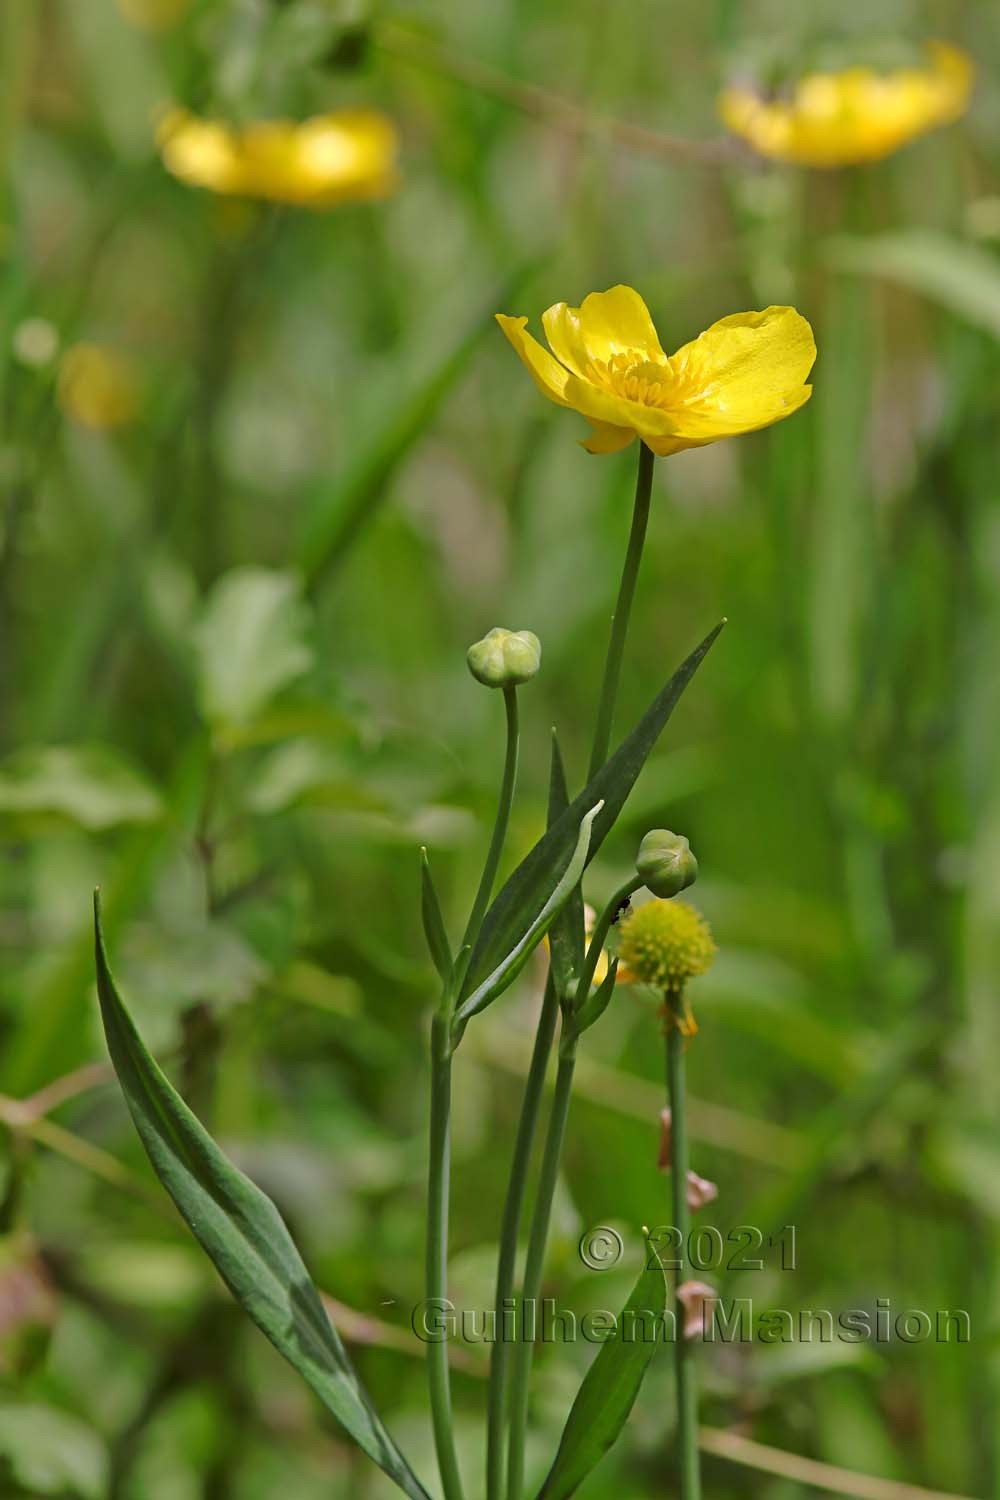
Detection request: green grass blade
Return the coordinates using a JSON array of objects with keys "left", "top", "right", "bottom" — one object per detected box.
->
[
  {"left": 461, "top": 621, "right": 725, "bottom": 1001},
  {"left": 93, "top": 894, "right": 431, "bottom": 1500},
  {"left": 536, "top": 1251, "right": 667, "bottom": 1500},
  {"left": 298, "top": 265, "right": 535, "bottom": 591}
]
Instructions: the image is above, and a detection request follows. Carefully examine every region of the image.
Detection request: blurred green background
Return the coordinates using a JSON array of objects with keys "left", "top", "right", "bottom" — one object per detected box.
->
[{"left": 2, "top": 0, "right": 999, "bottom": 1495}]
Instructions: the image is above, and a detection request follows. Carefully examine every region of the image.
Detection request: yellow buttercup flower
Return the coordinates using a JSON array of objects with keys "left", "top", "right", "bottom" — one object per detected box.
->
[
  {"left": 57, "top": 344, "right": 141, "bottom": 431},
  {"left": 496, "top": 287, "right": 814, "bottom": 455},
  {"left": 158, "top": 108, "right": 400, "bottom": 208},
  {"left": 719, "top": 42, "right": 972, "bottom": 168}
]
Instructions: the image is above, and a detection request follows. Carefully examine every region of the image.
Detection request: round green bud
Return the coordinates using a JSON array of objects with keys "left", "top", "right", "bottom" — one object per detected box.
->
[
  {"left": 466, "top": 627, "right": 541, "bottom": 689},
  {"left": 636, "top": 829, "right": 698, "bottom": 899}
]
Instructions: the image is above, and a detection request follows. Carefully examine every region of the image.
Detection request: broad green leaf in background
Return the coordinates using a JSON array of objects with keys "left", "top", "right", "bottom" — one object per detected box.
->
[
  {"left": 193, "top": 566, "right": 314, "bottom": 730},
  {"left": 461, "top": 622, "right": 724, "bottom": 1001},
  {"left": 454, "top": 800, "right": 602, "bottom": 1028},
  {"left": 93, "top": 896, "right": 431, "bottom": 1500},
  {"left": 0, "top": 744, "right": 162, "bottom": 829},
  {"left": 0, "top": 1401, "right": 107, "bottom": 1499},
  {"left": 826, "top": 231, "right": 1000, "bottom": 339},
  {"left": 536, "top": 1251, "right": 668, "bottom": 1500}
]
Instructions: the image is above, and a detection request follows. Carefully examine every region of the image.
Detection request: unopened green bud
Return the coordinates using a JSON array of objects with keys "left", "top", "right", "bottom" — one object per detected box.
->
[
  {"left": 466, "top": 627, "right": 541, "bottom": 689},
  {"left": 636, "top": 829, "right": 698, "bottom": 898}
]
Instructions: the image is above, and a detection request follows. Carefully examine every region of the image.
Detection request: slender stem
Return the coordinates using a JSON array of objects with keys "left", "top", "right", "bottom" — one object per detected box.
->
[
  {"left": 427, "top": 1017, "right": 465, "bottom": 1500},
  {"left": 667, "top": 1010, "right": 701, "bottom": 1500},
  {"left": 488, "top": 449, "right": 655, "bottom": 1499},
  {"left": 506, "top": 1047, "right": 578, "bottom": 1500},
  {"left": 588, "top": 442, "right": 655, "bottom": 778},
  {"left": 462, "top": 685, "right": 520, "bottom": 956},
  {"left": 485, "top": 976, "right": 559, "bottom": 1500},
  {"left": 572, "top": 875, "right": 642, "bottom": 1013}
]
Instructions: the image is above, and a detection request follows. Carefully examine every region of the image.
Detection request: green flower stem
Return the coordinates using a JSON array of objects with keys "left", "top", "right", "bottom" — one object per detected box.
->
[
  {"left": 485, "top": 974, "right": 559, "bottom": 1500},
  {"left": 505, "top": 1045, "right": 577, "bottom": 1500},
  {"left": 502, "top": 879, "right": 638, "bottom": 1500},
  {"left": 666, "top": 1006, "right": 701, "bottom": 1500},
  {"left": 462, "top": 684, "right": 520, "bottom": 958},
  {"left": 588, "top": 442, "right": 656, "bottom": 778},
  {"left": 489, "top": 448, "right": 655, "bottom": 1500},
  {"left": 427, "top": 1015, "right": 465, "bottom": 1500},
  {"left": 572, "top": 875, "right": 642, "bottom": 1012}
]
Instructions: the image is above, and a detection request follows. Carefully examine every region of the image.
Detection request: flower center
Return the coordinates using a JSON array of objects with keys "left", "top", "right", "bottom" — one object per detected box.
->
[{"left": 587, "top": 350, "right": 689, "bottom": 411}]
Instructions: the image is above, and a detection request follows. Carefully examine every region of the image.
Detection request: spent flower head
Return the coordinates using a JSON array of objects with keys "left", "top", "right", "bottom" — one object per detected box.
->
[
  {"left": 617, "top": 899, "right": 716, "bottom": 992},
  {"left": 719, "top": 41, "right": 972, "bottom": 167},
  {"left": 496, "top": 285, "right": 814, "bottom": 456}
]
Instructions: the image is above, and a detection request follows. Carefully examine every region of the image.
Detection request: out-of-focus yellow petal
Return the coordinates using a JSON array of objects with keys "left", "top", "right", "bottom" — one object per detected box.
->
[
  {"left": 158, "top": 108, "right": 399, "bottom": 206},
  {"left": 581, "top": 421, "right": 636, "bottom": 455},
  {"left": 719, "top": 41, "right": 973, "bottom": 167},
  {"left": 495, "top": 315, "right": 572, "bottom": 407},
  {"left": 664, "top": 306, "right": 815, "bottom": 436},
  {"left": 58, "top": 344, "right": 140, "bottom": 430}
]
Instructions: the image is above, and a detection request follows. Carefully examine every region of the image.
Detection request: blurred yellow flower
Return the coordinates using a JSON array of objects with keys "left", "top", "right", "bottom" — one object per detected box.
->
[
  {"left": 718, "top": 42, "right": 973, "bottom": 168},
  {"left": 496, "top": 286, "right": 814, "bottom": 455},
  {"left": 157, "top": 108, "right": 400, "bottom": 208},
  {"left": 116, "top": 0, "right": 189, "bottom": 31},
  {"left": 57, "top": 344, "right": 140, "bottom": 431}
]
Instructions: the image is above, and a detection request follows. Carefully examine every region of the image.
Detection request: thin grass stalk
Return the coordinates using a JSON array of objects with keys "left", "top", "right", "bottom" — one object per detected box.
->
[{"left": 666, "top": 1011, "right": 701, "bottom": 1500}]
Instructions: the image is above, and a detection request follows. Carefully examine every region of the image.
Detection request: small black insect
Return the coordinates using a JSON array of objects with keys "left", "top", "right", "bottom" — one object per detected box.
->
[{"left": 610, "top": 896, "right": 632, "bottom": 926}]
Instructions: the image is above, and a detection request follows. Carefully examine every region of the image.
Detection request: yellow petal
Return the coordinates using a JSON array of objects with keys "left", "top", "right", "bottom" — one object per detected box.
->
[
  {"left": 718, "top": 43, "right": 973, "bottom": 168},
  {"left": 665, "top": 306, "right": 815, "bottom": 436},
  {"left": 562, "top": 373, "right": 684, "bottom": 441},
  {"left": 581, "top": 421, "right": 636, "bottom": 455},
  {"left": 546, "top": 285, "right": 666, "bottom": 372},
  {"left": 495, "top": 315, "right": 571, "bottom": 407}
]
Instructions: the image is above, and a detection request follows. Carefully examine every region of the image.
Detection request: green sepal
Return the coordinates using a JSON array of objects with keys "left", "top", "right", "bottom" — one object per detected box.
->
[
  {"left": 93, "top": 894, "right": 430, "bottom": 1500},
  {"left": 536, "top": 1238, "right": 667, "bottom": 1500},
  {"left": 461, "top": 622, "right": 724, "bottom": 1002},
  {"left": 545, "top": 730, "right": 585, "bottom": 1001},
  {"left": 420, "top": 848, "right": 453, "bottom": 986},
  {"left": 453, "top": 801, "right": 602, "bottom": 1033}
]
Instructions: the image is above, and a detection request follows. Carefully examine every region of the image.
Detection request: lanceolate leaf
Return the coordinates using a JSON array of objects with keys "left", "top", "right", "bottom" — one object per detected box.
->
[
  {"left": 537, "top": 1252, "right": 667, "bottom": 1500},
  {"left": 462, "top": 622, "right": 724, "bottom": 1000},
  {"left": 454, "top": 801, "right": 603, "bottom": 1028},
  {"left": 93, "top": 896, "right": 430, "bottom": 1500},
  {"left": 545, "top": 730, "right": 584, "bottom": 1001},
  {"left": 420, "top": 847, "right": 453, "bottom": 985}
]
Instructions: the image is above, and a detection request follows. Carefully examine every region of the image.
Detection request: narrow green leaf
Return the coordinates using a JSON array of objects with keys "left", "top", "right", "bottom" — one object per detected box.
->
[
  {"left": 93, "top": 895, "right": 430, "bottom": 1500},
  {"left": 537, "top": 1251, "right": 667, "bottom": 1500},
  {"left": 571, "top": 957, "right": 619, "bottom": 1038},
  {"left": 825, "top": 230, "right": 1000, "bottom": 339},
  {"left": 545, "top": 730, "right": 584, "bottom": 1001},
  {"left": 420, "top": 847, "right": 453, "bottom": 984},
  {"left": 454, "top": 800, "right": 603, "bottom": 1028},
  {"left": 462, "top": 622, "right": 724, "bottom": 1000}
]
